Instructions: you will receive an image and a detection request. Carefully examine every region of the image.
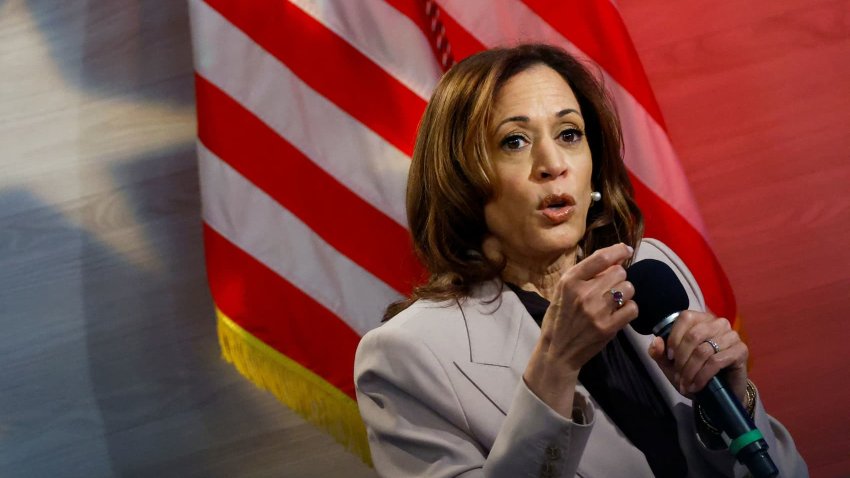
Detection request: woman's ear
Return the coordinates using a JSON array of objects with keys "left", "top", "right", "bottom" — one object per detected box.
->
[{"left": 481, "top": 234, "right": 504, "bottom": 264}]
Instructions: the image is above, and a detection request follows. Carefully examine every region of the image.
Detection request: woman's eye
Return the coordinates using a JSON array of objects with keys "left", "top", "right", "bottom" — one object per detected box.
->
[
  {"left": 501, "top": 135, "right": 529, "bottom": 151},
  {"left": 559, "top": 128, "right": 584, "bottom": 143}
]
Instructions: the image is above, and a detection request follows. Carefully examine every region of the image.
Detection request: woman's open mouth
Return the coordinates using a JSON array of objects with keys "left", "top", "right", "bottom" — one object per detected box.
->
[{"left": 539, "top": 193, "right": 576, "bottom": 224}]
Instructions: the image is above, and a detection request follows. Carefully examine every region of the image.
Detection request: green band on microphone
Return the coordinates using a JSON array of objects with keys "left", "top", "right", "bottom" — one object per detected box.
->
[{"left": 729, "top": 429, "right": 765, "bottom": 455}]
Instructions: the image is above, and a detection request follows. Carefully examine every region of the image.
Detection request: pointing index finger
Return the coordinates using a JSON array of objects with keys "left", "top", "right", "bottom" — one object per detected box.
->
[{"left": 570, "top": 243, "right": 634, "bottom": 280}]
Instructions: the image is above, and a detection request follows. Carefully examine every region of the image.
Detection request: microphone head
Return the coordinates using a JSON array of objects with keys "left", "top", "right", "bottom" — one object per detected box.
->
[{"left": 626, "top": 259, "right": 690, "bottom": 335}]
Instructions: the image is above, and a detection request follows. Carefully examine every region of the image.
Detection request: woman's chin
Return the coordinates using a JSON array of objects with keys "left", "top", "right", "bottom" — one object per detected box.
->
[
  {"left": 522, "top": 237, "right": 582, "bottom": 262},
  {"left": 537, "top": 228, "right": 584, "bottom": 252}
]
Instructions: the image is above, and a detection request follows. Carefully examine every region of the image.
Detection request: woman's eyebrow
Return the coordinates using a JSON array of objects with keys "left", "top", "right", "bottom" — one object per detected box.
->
[
  {"left": 557, "top": 108, "right": 581, "bottom": 118},
  {"left": 496, "top": 115, "right": 529, "bottom": 129},
  {"left": 496, "top": 108, "right": 582, "bottom": 129}
]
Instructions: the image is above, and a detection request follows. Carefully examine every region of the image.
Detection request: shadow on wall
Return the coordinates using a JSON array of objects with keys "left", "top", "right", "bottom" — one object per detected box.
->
[
  {"left": 23, "top": 0, "right": 194, "bottom": 106},
  {"left": 1, "top": 0, "right": 309, "bottom": 475},
  {"left": 0, "top": 150, "right": 297, "bottom": 476},
  {"left": 81, "top": 146, "right": 289, "bottom": 476}
]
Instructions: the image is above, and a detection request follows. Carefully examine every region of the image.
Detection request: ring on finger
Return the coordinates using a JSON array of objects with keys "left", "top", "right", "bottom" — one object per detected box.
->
[
  {"left": 702, "top": 338, "right": 720, "bottom": 354},
  {"left": 609, "top": 288, "right": 625, "bottom": 309}
]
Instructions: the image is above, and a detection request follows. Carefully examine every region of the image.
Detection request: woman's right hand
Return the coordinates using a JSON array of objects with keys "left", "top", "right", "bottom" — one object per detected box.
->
[{"left": 522, "top": 243, "right": 638, "bottom": 418}]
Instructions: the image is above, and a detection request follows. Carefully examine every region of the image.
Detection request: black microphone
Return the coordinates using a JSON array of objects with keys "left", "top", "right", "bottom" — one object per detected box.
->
[{"left": 627, "top": 259, "right": 778, "bottom": 478}]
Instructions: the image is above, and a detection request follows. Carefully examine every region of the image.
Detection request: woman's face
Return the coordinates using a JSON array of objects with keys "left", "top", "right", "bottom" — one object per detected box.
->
[{"left": 484, "top": 64, "right": 593, "bottom": 266}]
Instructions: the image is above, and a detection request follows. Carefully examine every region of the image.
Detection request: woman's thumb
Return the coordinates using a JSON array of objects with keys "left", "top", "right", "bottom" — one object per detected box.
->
[{"left": 648, "top": 336, "right": 669, "bottom": 364}]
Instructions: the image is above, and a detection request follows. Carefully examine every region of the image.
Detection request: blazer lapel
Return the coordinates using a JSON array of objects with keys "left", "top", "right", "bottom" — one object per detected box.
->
[
  {"left": 452, "top": 282, "right": 538, "bottom": 415},
  {"left": 626, "top": 239, "right": 709, "bottom": 413}
]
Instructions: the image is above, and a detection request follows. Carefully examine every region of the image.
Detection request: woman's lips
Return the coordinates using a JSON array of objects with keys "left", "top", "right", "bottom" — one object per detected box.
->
[
  {"left": 539, "top": 193, "right": 577, "bottom": 225},
  {"left": 541, "top": 204, "right": 575, "bottom": 224}
]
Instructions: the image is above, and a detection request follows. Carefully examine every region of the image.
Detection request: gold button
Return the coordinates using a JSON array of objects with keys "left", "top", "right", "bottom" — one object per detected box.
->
[{"left": 545, "top": 445, "right": 561, "bottom": 460}]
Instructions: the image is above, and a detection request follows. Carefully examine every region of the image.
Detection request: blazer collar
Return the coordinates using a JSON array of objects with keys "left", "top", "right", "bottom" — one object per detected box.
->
[
  {"left": 458, "top": 281, "right": 534, "bottom": 367},
  {"left": 453, "top": 282, "right": 540, "bottom": 415}
]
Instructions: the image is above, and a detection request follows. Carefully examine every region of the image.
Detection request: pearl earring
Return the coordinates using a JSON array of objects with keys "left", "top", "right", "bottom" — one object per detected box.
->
[{"left": 590, "top": 191, "right": 602, "bottom": 202}]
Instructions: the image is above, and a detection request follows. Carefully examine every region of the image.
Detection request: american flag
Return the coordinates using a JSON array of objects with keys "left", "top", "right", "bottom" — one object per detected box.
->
[{"left": 188, "top": 0, "right": 737, "bottom": 463}]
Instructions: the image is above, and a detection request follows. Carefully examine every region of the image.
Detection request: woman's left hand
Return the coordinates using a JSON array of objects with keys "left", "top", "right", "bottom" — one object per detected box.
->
[{"left": 647, "top": 311, "right": 749, "bottom": 403}]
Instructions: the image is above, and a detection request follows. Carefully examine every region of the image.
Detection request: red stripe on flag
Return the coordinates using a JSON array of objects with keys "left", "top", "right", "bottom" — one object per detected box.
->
[
  {"left": 520, "top": 0, "right": 667, "bottom": 131},
  {"left": 205, "top": 223, "right": 362, "bottom": 398},
  {"left": 630, "top": 174, "right": 737, "bottom": 322},
  {"left": 384, "top": 0, "right": 487, "bottom": 63},
  {"left": 203, "top": 0, "right": 425, "bottom": 157},
  {"left": 196, "top": 74, "right": 424, "bottom": 295}
]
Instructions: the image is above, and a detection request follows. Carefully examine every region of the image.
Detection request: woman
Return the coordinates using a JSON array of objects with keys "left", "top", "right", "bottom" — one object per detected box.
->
[{"left": 354, "top": 44, "right": 805, "bottom": 477}]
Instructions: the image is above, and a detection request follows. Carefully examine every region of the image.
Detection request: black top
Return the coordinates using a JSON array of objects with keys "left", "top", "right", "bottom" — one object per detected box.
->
[{"left": 506, "top": 283, "right": 688, "bottom": 478}]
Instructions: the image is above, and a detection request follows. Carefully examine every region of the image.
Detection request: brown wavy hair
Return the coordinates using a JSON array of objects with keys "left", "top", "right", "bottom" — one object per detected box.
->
[{"left": 385, "top": 44, "right": 643, "bottom": 320}]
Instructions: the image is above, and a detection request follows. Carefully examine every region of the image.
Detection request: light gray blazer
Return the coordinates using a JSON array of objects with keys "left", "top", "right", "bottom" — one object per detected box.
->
[{"left": 354, "top": 239, "right": 807, "bottom": 477}]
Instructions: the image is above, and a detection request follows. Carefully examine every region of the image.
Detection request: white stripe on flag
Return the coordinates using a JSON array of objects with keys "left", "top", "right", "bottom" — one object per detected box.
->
[
  {"left": 439, "top": 0, "right": 706, "bottom": 234},
  {"left": 190, "top": 0, "right": 411, "bottom": 227},
  {"left": 198, "top": 141, "right": 402, "bottom": 336},
  {"left": 289, "top": 0, "right": 442, "bottom": 101}
]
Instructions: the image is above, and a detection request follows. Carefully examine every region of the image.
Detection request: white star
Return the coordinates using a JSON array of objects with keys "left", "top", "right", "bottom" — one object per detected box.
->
[{"left": 0, "top": 0, "right": 197, "bottom": 273}]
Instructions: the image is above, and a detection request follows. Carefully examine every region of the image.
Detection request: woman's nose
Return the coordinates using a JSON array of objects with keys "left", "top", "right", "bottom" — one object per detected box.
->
[{"left": 534, "top": 140, "right": 567, "bottom": 180}]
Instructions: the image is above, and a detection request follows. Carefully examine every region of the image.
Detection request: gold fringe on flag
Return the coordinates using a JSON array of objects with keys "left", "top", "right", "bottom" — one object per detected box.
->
[{"left": 215, "top": 308, "right": 372, "bottom": 466}]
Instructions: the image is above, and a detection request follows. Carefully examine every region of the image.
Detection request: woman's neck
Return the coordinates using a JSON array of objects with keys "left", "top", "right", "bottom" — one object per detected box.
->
[{"left": 501, "top": 249, "right": 577, "bottom": 302}]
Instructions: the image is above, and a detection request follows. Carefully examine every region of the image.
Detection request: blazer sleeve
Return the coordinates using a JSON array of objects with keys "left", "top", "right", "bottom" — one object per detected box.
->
[
  {"left": 639, "top": 239, "right": 809, "bottom": 477},
  {"left": 355, "top": 322, "right": 595, "bottom": 478}
]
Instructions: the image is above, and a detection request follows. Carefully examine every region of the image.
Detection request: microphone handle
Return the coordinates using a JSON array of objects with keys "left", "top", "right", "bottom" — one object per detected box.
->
[
  {"left": 655, "top": 319, "right": 779, "bottom": 478},
  {"left": 696, "top": 376, "right": 778, "bottom": 478}
]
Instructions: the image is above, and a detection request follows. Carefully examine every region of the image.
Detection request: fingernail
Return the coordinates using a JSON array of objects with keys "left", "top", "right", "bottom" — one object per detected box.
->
[
  {"left": 666, "top": 347, "right": 674, "bottom": 361},
  {"left": 626, "top": 245, "right": 634, "bottom": 254}
]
